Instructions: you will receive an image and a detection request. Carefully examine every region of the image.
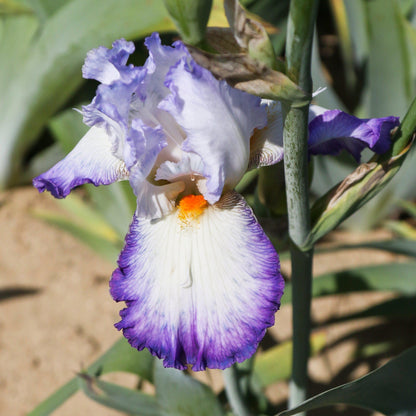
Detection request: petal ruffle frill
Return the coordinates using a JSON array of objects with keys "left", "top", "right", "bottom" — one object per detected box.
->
[
  {"left": 82, "top": 38, "right": 136, "bottom": 85},
  {"left": 110, "top": 192, "right": 284, "bottom": 371},
  {"left": 33, "top": 126, "right": 128, "bottom": 198}
]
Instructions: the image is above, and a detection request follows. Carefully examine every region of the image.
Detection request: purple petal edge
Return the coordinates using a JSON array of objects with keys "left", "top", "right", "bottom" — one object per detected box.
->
[
  {"left": 110, "top": 193, "right": 284, "bottom": 371},
  {"left": 33, "top": 170, "right": 116, "bottom": 199},
  {"left": 33, "top": 128, "right": 127, "bottom": 198},
  {"left": 308, "top": 109, "right": 400, "bottom": 162}
]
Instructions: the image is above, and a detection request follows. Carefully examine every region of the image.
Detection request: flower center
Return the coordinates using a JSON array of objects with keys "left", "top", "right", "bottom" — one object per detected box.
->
[{"left": 178, "top": 194, "right": 208, "bottom": 225}]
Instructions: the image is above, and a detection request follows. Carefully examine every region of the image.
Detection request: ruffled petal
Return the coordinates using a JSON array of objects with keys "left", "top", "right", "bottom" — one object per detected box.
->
[
  {"left": 110, "top": 191, "right": 284, "bottom": 370},
  {"left": 82, "top": 69, "right": 145, "bottom": 139},
  {"left": 126, "top": 119, "right": 167, "bottom": 173},
  {"left": 33, "top": 126, "right": 128, "bottom": 198},
  {"left": 160, "top": 59, "right": 267, "bottom": 204},
  {"left": 82, "top": 38, "right": 135, "bottom": 84},
  {"left": 308, "top": 108, "right": 400, "bottom": 162},
  {"left": 81, "top": 40, "right": 148, "bottom": 163},
  {"left": 248, "top": 100, "right": 284, "bottom": 170},
  {"left": 141, "top": 33, "right": 190, "bottom": 109}
]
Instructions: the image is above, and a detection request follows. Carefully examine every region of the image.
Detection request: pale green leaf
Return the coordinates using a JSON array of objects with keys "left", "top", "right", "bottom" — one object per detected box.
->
[
  {"left": 0, "top": 0, "right": 174, "bottom": 188},
  {"left": 385, "top": 220, "right": 416, "bottom": 240},
  {"left": 56, "top": 194, "right": 121, "bottom": 244},
  {"left": 32, "top": 192, "right": 124, "bottom": 262},
  {"left": 48, "top": 107, "right": 89, "bottom": 154},
  {"left": 18, "top": 0, "right": 70, "bottom": 20},
  {"left": 86, "top": 182, "right": 136, "bottom": 239},
  {"left": 28, "top": 337, "right": 154, "bottom": 416},
  {"left": 154, "top": 362, "right": 224, "bottom": 416},
  {"left": 0, "top": 0, "right": 32, "bottom": 14},
  {"left": 33, "top": 209, "right": 121, "bottom": 262},
  {"left": 344, "top": 0, "right": 368, "bottom": 65},
  {"left": 397, "top": 199, "right": 416, "bottom": 218},
  {"left": 253, "top": 332, "right": 326, "bottom": 386},
  {"left": 163, "top": 0, "right": 212, "bottom": 45},
  {"left": 279, "top": 346, "right": 416, "bottom": 416},
  {"left": 78, "top": 375, "right": 160, "bottom": 416},
  {"left": 328, "top": 0, "right": 356, "bottom": 90},
  {"left": 282, "top": 262, "right": 416, "bottom": 305},
  {"left": 317, "top": 238, "right": 416, "bottom": 258},
  {"left": 366, "top": 0, "right": 411, "bottom": 118}
]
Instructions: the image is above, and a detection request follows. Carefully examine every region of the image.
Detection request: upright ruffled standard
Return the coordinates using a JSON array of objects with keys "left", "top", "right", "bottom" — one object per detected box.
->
[{"left": 34, "top": 33, "right": 399, "bottom": 370}]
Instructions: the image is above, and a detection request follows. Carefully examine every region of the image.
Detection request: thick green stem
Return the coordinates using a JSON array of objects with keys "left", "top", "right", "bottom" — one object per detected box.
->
[
  {"left": 287, "top": 245, "right": 313, "bottom": 409},
  {"left": 283, "top": 0, "right": 319, "bottom": 411},
  {"left": 283, "top": 104, "right": 314, "bottom": 411}
]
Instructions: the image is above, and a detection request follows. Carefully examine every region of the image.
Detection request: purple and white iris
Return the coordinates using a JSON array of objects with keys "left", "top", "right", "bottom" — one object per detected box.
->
[{"left": 34, "top": 33, "right": 399, "bottom": 371}]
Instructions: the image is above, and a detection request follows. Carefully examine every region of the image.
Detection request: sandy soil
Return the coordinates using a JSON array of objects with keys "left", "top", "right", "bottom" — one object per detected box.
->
[{"left": 1, "top": 187, "right": 410, "bottom": 415}]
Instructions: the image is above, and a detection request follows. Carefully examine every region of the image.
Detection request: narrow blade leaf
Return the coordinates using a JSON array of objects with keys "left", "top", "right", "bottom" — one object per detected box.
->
[
  {"left": 254, "top": 332, "right": 326, "bottom": 386},
  {"left": 78, "top": 375, "right": 160, "bottom": 416},
  {"left": 279, "top": 346, "right": 416, "bottom": 416},
  {"left": 282, "top": 262, "right": 416, "bottom": 305},
  {"left": 28, "top": 337, "right": 154, "bottom": 416}
]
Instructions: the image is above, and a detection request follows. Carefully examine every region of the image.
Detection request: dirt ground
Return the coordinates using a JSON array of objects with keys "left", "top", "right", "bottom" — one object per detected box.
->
[{"left": 0, "top": 187, "right": 410, "bottom": 416}]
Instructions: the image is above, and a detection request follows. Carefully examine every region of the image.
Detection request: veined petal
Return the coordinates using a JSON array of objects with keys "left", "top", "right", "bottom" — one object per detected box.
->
[
  {"left": 308, "top": 108, "right": 400, "bottom": 162},
  {"left": 33, "top": 126, "right": 128, "bottom": 198},
  {"left": 131, "top": 179, "right": 185, "bottom": 219},
  {"left": 249, "top": 100, "right": 284, "bottom": 170},
  {"left": 110, "top": 192, "right": 284, "bottom": 370},
  {"left": 155, "top": 152, "right": 204, "bottom": 182},
  {"left": 160, "top": 59, "right": 267, "bottom": 204}
]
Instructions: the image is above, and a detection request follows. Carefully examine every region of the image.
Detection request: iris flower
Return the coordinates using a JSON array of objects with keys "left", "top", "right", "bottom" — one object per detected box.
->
[{"left": 34, "top": 33, "right": 399, "bottom": 371}]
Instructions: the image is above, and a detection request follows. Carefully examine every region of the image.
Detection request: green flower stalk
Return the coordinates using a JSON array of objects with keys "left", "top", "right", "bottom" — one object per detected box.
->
[{"left": 282, "top": 0, "right": 319, "bottom": 411}]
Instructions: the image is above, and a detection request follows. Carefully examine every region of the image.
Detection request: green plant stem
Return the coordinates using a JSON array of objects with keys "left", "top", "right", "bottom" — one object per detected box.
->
[
  {"left": 287, "top": 244, "right": 313, "bottom": 409},
  {"left": 224, "top": 366, "right": 251, "bottom": 416},
  {"left": 283, "top": 103, "right": 314, "bottom": 411},
  {"left": 283, "top": 0, "right": 319, "bottom": 412}
]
